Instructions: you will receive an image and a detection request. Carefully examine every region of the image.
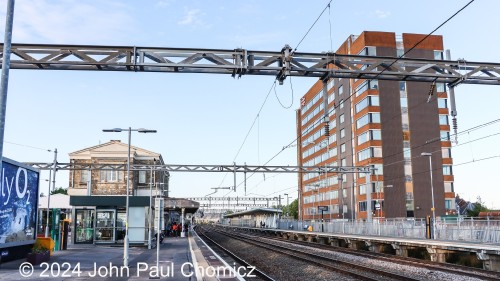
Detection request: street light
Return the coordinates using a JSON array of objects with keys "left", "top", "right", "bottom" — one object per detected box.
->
[
  {"left": 421, "top": 152, "right": 436, "bottom": 239},
  {"left": 103, "top": 127, "right": 156, "bottom": 267}
]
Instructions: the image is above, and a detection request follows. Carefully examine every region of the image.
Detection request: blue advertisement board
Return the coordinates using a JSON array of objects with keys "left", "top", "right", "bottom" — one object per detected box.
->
[{"left": 0, "top": 158, "right": 39, "bottom": 248}]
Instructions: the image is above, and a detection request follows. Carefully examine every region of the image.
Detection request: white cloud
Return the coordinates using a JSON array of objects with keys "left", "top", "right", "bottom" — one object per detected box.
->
[
  {"left": 0, "top": 0, "right": 134, "bottom": 44},
  {"left": 157, "top": 0, "right": 172, "bottom": 8},
  {"left": 375, "top": 9, "right": 391, "bottom": 19},
  {"left": 177, "top": 9, "right": 202, "bottom": 26}
]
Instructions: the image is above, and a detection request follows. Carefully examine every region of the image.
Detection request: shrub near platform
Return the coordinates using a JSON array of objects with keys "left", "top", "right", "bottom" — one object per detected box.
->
[{"left": 26, "top": 239, "right": 50, "bottom": 265}]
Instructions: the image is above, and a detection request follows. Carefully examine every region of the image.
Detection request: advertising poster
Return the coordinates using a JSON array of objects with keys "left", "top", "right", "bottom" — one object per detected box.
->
[{"left": 0, "top": 158, "right": 39, "bottom": 248}]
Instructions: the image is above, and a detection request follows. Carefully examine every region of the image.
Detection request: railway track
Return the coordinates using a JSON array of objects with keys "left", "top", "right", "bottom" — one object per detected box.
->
[
  {"left": 230, "top": 227, "right": 500, "bottom": 281},
  {"left": 196, "top": 229, "right": 275, "bottom": 281},
  {"left": 198, "top": 226, "right": 423, "bottom": 281}
]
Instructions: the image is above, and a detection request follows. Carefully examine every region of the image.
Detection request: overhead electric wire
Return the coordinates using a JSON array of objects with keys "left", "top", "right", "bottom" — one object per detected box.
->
[
  {"left": 266, "top": 0, "right": 478, "bottom": 168},
  {"left": 274, "top": 78, "right": 294, "bottom": 109},
  {"left": 228, "top": 0, "right": 475, "bottom": 198},
  {"left": 216, "top": 80, "right": 277, "bottom": 190},
  {"left": 293, "top": 0, "right": 334, "bottom": 53},
  {"left": 372, "top": 0, "right": 475, "bottom": 81},
  {"left": 380, "top": 154, "right": 500, "bottom": 184},
  {"left": 382, "top": 130, "right": 500, "bottom": 169},
  {"left": 5, "top": 141, "right": 52, "bottom": 152},
  {"left": 222, "top": 1, "right": 335, "bottom": 197}
]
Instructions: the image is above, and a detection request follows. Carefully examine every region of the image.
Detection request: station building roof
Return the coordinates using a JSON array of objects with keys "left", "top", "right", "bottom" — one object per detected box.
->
[{"left": 224, "top": 208, "right": 282, "bottom": 218}]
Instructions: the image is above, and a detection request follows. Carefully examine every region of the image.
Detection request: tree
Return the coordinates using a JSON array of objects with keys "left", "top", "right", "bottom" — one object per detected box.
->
[
  {"left": 282, "top": 199, "right": 298, "bottom": 219},
  {"left": 50, "top": 187, "right": 68, "bottom": 195},
  {"left": 466, "top": 196, "right": 489, "bottom": 217}
]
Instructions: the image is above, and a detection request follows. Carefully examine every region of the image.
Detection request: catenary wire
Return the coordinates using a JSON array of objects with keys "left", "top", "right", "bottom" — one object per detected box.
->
[
  {"left": 250, "top": 0, "right": 479, "bottom": 177},
  {"left": 372, "top": 0, "right": 475, "bottom": 81},
  {"left": 4, "top": 141, "right": 52, "bottom": 152},
  {"left": 225, "top": 0, "right": 475, "bottom": 198},
  {"left": 274, "top": 79, "right": 294, "bottom": 109},
  {"left": 216, "top": 80, "right": 277, "bottom": 190},
  {"left": 293, "top": 0, "right": 334, "bottom": 53}
]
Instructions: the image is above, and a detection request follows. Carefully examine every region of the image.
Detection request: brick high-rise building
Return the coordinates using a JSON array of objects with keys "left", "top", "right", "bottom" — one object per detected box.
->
[{"left": 297, "top": 31, "right": 455, "bottom": 221}]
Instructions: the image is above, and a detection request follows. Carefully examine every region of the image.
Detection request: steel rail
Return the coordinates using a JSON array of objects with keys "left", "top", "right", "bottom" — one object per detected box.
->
[
  {"left": 233, "top": 227, "right": 500, "bottom": 281},
  {"left": 195, "top": 227, "right": 275, "bottom": 281},
  {"left": 206, "top": 226, "right": 419, "bottom": 281}
]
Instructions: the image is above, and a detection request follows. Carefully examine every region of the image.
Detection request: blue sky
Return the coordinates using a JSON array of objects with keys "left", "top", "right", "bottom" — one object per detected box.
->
[{"left": 1, "top": 0, "right": 499, "bottom": 209}]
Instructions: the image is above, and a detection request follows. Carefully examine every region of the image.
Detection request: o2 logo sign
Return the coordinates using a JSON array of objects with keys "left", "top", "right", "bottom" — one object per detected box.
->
[{"left": 0, "top": 162, "right": 36, "bottom": 206}]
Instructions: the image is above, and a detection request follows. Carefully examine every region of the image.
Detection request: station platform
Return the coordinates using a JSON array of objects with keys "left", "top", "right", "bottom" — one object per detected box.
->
[
  {"left": 223, "top": 224, "right": 500, "bottom": 272},
  {"left": 0, "top": 230, "right": 242, "bottom": 280}
]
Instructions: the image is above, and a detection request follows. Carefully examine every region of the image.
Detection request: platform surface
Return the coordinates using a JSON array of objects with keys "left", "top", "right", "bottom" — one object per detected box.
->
[{"left": 0, "top": 231, "right": 239, "bottom": 281}]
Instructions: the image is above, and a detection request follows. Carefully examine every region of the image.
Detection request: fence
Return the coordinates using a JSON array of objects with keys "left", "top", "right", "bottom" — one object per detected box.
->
[{"left": 221, "top": 217, "right": 500, "bottom": 244}]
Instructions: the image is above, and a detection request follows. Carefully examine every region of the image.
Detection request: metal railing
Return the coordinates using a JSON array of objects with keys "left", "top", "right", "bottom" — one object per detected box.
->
[{"left": 221, "top": 218, "right": 500, "bottom": 244}]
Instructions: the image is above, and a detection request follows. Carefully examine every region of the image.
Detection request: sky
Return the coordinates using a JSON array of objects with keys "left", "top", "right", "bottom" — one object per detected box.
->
[{"left": 0, "top": 0, "right": 499, "bottom": 209}]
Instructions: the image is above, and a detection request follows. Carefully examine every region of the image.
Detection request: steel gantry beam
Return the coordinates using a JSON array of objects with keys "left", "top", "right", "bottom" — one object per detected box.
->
[
  {"left": 2, "top": 44, "right": 500, "bottom": 86},
  {"left": 24, "top": 162, "right": 371, "bottom": 174}
]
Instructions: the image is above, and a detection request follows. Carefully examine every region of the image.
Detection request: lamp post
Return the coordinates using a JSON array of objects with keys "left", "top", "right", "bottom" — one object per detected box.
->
[
  {"left": 103, "top": 127, "right": 156, "bottom": 267},
  {"left": 421, "top": 152, "right": 436, "bottom": 239},
  {"left": 45, "top": 149, "right": 57, "bottom": 238}
]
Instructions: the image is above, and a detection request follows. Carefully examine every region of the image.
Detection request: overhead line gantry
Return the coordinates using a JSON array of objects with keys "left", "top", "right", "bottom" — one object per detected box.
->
[{"left": 2, "top": 44, "right": 500, "bottom": 86}]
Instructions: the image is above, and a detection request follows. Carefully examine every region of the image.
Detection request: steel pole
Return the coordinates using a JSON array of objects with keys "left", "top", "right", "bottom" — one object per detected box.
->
[
  {"left": 45, "top": 168, "right": 52, "bottom": 237},
  {"left": 0, "top": 0, "right": 15, "bottom": 195},
  {"left": 156, "top": 182, "right": 160, "bottom": 269},
  {"left": 45, "top": 149, "right": 57, "bottom": 237},
  {"left": 428, "top": 155, "right": 436, "bottom": 239},
  {"left": 124, "top": 128, "right": 131, "bottom": 267},
  {"left": 148, "top": 166, "right": 153, "bottom": 249}
]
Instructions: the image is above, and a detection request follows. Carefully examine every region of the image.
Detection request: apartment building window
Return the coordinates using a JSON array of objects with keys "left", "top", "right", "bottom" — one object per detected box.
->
[
  {"left": 436, "top": 83, "right": 446, "bottom": 92},
  {"left": 440, "top": 131, "right": 450, "bottom": 141},
  {"left": 438, "top": 98, "right": 448, "bottom": 109},
  {"left": 339, "top": 99, "right": 344, "bottom": 109},
  {"left": 442, "top": 148, "right": 452, "bottom": 158},
  {"left": 399, "top": 81, "right": 406, "bottom": 92},
  {"left": 439, "top": 115, "right": 449, "bottom": 125},
  {"left": 328, "top": 79, "right": 335, "bottom": 90},
  {"left": 400, "top": 97, "right": 408, "bottom": 108},
  {"left": 80, "top": 170, "right": 89, "bottom": 183},
  {"left": 354, "top": 80, "right": 378, "bottom": 97},
  {"left": 359, "top": 201, "right": 367, "bottom": 212},
  {"left": 359, "top": 184, "right": 366, "bottom": 195},
  {"left": 434, "top": 50, "right": 443, "bottom": 60},
  {"left": 358, "top": 147, "right": 382, "bottom": 162},
  {"left": 329, "top": 147, "right": 337, "bottom": 158},
  {"left": 444, "top": 182, "right": 454, "bottom": 192},
  {"left": 338, "top": 85, "right": 343, "bottom": 96},
  {"left": 403, "top": 147, "right": 411, "bottom": 159},
  {"left": 356, "top": 113, "right": 381, "bottom": 129},
  {"left": 404, "top": 164, "right": 412, "bottom": 175},
  {"left": 443, "top": 165, "right": 453, "bottom": 175},
  {"left": 359, "top": 183, "right": 376, "bottom": 195},
  {"left": 397, "top": 48, "right": 404, "bottom": 58},
  {"left": 340, "top": 129, "right": 345, "bottom": 139},
  {"left": 139, "top": 171, "right": 146, "bottom": 184},
  {"left": 355, "top": 96, "right": 379, "bottom": 113},
  {"left": 330, "top": 190, "right": 338, "bottom": 200},
  {"left": 340, "top": 143, "right": 346, "bottom": 153},
  {"left": 339, "top": 114, "right": 345, "bottom": 124},
  {"left": 341, "top": 158, "right": 346, "bottom": 166},
  {"left": 445, "top": 200, "right": 454, "bottom": 210},
  {"left": 330, "top": 133, "right": 337, "bottom": 143},
  {"left": 328, "top": 92, "right": 335, "bottom": 105},
  {"left": 100, "top": 168, "right": 122, "bottom": 182},
  {"left": 357, "top": 129, "right": 382, "bottom": 145}
]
